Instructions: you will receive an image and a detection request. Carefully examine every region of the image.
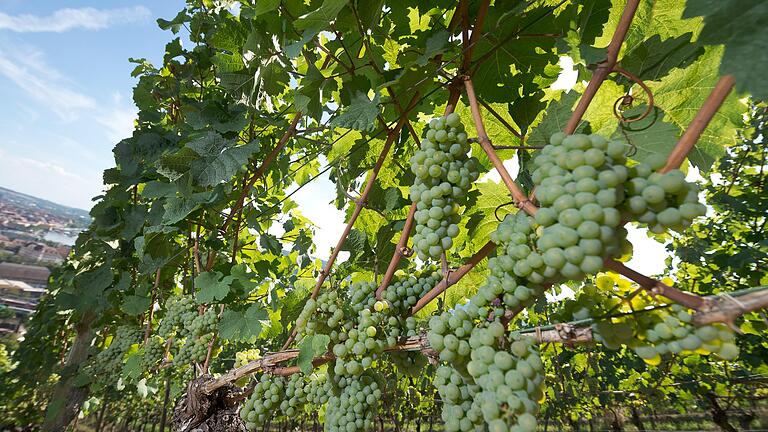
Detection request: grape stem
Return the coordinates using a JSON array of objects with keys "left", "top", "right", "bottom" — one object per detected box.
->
[
  {"left": 563, "top": 0, "right": 640, "bottom": 135},
  {"left": 283, "top": 94, "right": 420, "bottom": 350},
  {"left": 660, "top": 75, "right": 735, "bottom": 173},
  {"left": 603, "top": 259, "right": 706, "bottom": 310},
  {"left": 464, "top": 77, "right": 539, "bottom": 215},
  {"left": 375, "top": 83, "right": 465, "bottom": 299}
]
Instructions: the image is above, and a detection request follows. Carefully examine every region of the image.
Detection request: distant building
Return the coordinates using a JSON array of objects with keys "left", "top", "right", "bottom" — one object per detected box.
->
[
  {"left": 0, "top": 279, "right": 45, "bottom": 305},
  {"left": 0, "top": 263, "right": 50, "bottom": 288},
  {"left": 17, "top": 242, "right": 64, "bottom": 264}
]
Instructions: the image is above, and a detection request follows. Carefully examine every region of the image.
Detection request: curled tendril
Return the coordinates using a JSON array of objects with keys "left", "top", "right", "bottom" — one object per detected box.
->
[
  {"left": 494, "top": 200, "right": 516, "bottom": 222},
  {"left": 611, "top": 67, "right": 655, "bottom": 124}
]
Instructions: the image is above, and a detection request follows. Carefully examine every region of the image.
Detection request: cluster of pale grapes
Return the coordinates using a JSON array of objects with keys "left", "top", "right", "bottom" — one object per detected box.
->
[
  {"left": 381, "top": 270, "right": 442, "bottom": 312},
  {"left": 429, "top": 315, "right": 544, "bottom": 432},
  {"left": 631, "top": 304, "right": 739, "bottom": 363},
  {"left": 240, "top": 375, "right": 285, "bottom": 427},
  {"left": 142, "top": 335, "right": 166, "bottom": 368},
  {"left": 621, "top": 156, "right": 707, "bottom": 233},
  {"left": 174, "top": 333, "right": 213, "bottom": 364},
  {"left": 188, "top": 307, "right": 218, "bottom": 335},
  {"left": 410, "top": 113, "right": 480, "bottom": 260},
  {"left": 325, "top": 373, "right": 381, "bottom": 432},
  {"left": 529, "top": 132, "right": 631, "bottom": 281},
  {"left": 483, "top": 212, "right": 548, "bottom": 313},
  {"left": 434, "top": 365, "right": 482, "bottom": 431},
  {"left": 297, "top": 290, "right": 345, "bottom": 339},
  {"left": 157, "top": 295, "right": 197, "bottom": 337},
  {"left": 89, "top": 325, "right": 143, "bottom": 378},
  {"left": 234, "top": 348, "right": 261, "bottom": 368}
]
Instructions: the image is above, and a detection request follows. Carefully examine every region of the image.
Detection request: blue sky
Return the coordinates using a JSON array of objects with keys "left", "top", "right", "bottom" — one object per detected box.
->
[{"left": 0, "top": 1, "right": 185, "bottom": 209}]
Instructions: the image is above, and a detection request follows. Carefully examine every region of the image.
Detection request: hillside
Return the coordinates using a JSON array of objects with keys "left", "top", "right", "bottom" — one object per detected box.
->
[{"left": 0, "top": 186, "right": 90, "bottom": 228}]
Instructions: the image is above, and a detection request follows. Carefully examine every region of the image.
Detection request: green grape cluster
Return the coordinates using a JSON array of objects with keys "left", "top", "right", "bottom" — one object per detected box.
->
[
  {"left": 426, "top": 310, "right": 474, "bottom": 364},
  {"left": 348, "top": 281, "right": 378, "bottom": 314},
  {"left": 241, "top": 373, "right": 332, "bottom": 431},
  {"left": 325, "top": 373, "right": 381, "bottom": 432},
  {"left": 434, "top": 365, "right": 483, "bottom": 432},
  {"left": 632, "top": 304, "right": 739, "bottom": 362},
  {"left": 157, "top": 295, "right": 196, "bottom": 337},
  {"left": 621, "top": 157, "right": 707, "bottom": 233},
  {"left": 174, "top": 333, "right": 213, "bottom": 365},
  {"left": 234, "top": 348, "right": 262, "bottom": 386},
  {"left": 410, "top": 113, "right": 480, "bottom": 261},
  {"left": 90, "top": 325, "right": 142, "bottom": 378},
  {"left": 303, "top": 373, "right": 333, "bottom": 406},
  {"left": 297, "top": 290, "right": 345, "bottom": 339},
  {"left": 388, "top": 351, "right": 427, "bottom": 377},
  {"left": 468, "top": 334, "right": 544, "bottom": 432},
  {"left": 189, "top": 308, "right": 218, "bottom": 336},
  {"left": 332, "top": 306, "right": 389, "bottom": 376},
  {"left": 240, "top": 375, "right": 286, "bottom": 428},
  {"left": 529, "top": 132, "right": 631, "bottom": 281},
  {"left": 381, "top": 269, "right": 442, "bottom": 312},
  {"left": 142, "top": 336, "right": 166, "bottom": 368},
  {"left": 430, "top": 314, "right": 545, "bottom": 432},
  {"left": 234, "top": 348, "right": 261, "bottom": 368}
]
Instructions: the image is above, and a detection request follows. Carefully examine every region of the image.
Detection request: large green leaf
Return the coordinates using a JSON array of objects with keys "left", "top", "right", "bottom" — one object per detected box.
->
[
  {"left": 331, "top": 93, "right": 381, "bottom": 132},
  {"left": 193, "top": 141, "right": 260, "bottom": 187},
  {"left": 647, "top": 47, "right": 744, "bottom": 171},
  {"left": 218, "top": 304, "right": 268, "bottom": 341},
  {"left": 684, "top": 0, "right": 768, "bottom": 99},
  {"left": 196, "top": 271, "right": 234, "bottom": 303},
  {"left": 295, "top": 0, "right": 349, "bottom": 30},
  {"left": 610, "top": 106, "right": 682, "bottom": 165},
  {"left": 297, "top": 334, "right": 330, "bottom": 375}
]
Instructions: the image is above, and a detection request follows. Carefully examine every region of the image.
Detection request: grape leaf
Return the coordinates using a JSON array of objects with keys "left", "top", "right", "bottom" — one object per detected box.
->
[
  {"left": 647, "top": 47, "right": 744, "bottom": 171},
  {"left": 297, "top": 334, "right": 330, "bottom": 375},
  {"left": 331, "top": 93, "right": 381, "bottom": 132},
  {"left": 610, "top": 106, "right": 682, "bottom": 165},
  {"left": 195, "top": 271, "right": 234, "bottom": 303},
  {"left": 527, "top": 91, "right": 585, "bottom": 146},
  {"left": 122, "top": 295, "right": 151, "bottom": 316},
  {"left": 295, "top": 0, "right": 349, "bottom": 31},
  {"left": 218, "top": 304, "right": 268, "bottom": 341},
  {"left": 684, "top": 0, "right": 768, "bottom": 99}
]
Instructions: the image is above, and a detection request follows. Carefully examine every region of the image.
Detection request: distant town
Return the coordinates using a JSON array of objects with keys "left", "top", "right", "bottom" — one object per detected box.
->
[{"left": 0, "top": 186, "right": 91, "bottom": 337}]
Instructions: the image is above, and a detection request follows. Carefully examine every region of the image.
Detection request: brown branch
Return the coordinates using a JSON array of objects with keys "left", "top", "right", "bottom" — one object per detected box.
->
[
  {"left": 282, "top": 95, "right": 420, "bottom": 349},
  {"left": 464, "top": 77, "right": 538, "bottom": 215},
  {"left": 411, "top": 241, "right": 497, "bottom": 314},
  {"left": 375, "top": 83, "right": 464, "bottom": 298},
  {"left": 460, "top": 0, "right": 490, "bottom": 73},
  {"left": 564, "top": 0, "right": 640, "bottom": 134},
  {"left": 143, "top": 269, "right": 162, "bottom": 345},
  {"left": 694, "top": 288, "right": 768, "bottom": 325},
  {"left": 219, "top": 113, "right": 303, "bottom": 236},
  {"left": 603, "top": 259, "right": 706, "bottom": 310},
  {"left": 660, "top": 75, "right": 735, "bottom": 173},
  {"left": 375, "top": 203, "right": 418, "bottom": 298}
]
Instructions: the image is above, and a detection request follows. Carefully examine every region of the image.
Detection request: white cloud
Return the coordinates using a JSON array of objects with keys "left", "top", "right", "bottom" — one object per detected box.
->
[
  {"left": 0, "top": 44, "right": 95, "bottom": 121},
  {"left": 0, "top": 149, "right": 102, "bottom": 210},
  {"left": 0, "top": 6, "right": 151, "bottom": 33},
  {"left": 96, "top": 93, "right": 137, "bottom": 143}
]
